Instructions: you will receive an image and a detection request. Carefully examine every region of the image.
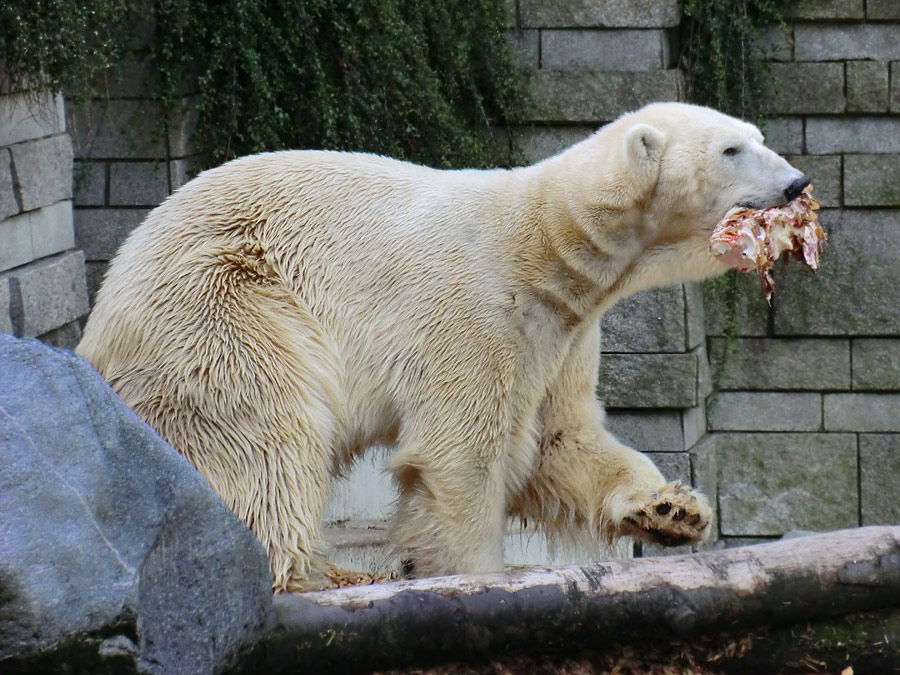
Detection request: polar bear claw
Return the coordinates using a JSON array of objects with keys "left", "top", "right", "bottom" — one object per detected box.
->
[{"left": 622, "top": 482, "right": 712, "bottom": 547}]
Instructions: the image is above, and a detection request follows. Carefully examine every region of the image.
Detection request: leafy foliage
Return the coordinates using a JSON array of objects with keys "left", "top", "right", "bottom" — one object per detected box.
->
[
  {"left": 0, "top": 0, "right": 132, "bottom": 97},
  {"left": 1, "top": 0, "right": 525, "bottom": 170},
  {"left": 152, "top": 0, "right": 527, "bottom": 168},
  {"left": 681, "top": 0, "right": 789, "bottom": 122}
]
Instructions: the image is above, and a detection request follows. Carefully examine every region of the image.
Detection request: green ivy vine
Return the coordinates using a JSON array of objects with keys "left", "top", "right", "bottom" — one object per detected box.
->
[
  {"left": 151, "top": 0, "right": 526, "bottom": 169},
  {"left": 0, "top": 0, "right": 132, "bottom": 99},
  {"left": 680, "top": 0, "right": 792, "bottom": 380},
  {"left": 681, "top": 0, "right": 789, "bottom": 122},
  {"left": 1, "top": 0, "right": 525, "bottom": 170}
]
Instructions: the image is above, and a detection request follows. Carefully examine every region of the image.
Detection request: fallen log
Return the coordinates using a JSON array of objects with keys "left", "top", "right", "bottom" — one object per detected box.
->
[{"left": 241, "top": 526, "right": 900, "bottom": 674}]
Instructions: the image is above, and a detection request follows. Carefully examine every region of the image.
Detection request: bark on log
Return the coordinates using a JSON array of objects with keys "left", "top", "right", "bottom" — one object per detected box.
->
[{"left": 242, "top": 526, "right": 900, "bottom": 674}]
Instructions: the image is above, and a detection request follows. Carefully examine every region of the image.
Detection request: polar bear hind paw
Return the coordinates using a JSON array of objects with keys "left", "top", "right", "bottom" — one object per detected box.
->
[{"left": 622, "top": 482, "right": 712, "bottom": 547}]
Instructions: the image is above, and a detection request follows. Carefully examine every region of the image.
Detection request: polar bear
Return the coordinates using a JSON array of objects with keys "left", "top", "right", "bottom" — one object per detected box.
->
[{"left": 77, "top": 102, "right": 808, "bottom": 593}]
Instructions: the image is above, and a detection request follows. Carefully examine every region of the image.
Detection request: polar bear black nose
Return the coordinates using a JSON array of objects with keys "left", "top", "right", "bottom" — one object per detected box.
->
[{"left": 784, "top": 176, "right": 810, "bottom": 202}]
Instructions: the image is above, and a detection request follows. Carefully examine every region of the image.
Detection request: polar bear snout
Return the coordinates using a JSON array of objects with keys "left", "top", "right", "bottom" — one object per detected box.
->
[{"left": 784, "top": 175, "right": 810, "bottom": 203}]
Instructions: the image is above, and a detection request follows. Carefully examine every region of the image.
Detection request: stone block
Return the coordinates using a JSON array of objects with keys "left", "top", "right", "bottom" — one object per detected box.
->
[
  {"left": 859, "top": 435, "right": 900, "bottom": 525},
  {"left": 644, "top": 451, "right": 691, "bottom": 484},
  {"left": 169, "top": 156, "right": 201, "bottom": 191},
  {"left": 688, "top": 435, "right": 717, "bottom": 508},
  {"left": 68, "top": 99, "right": 166, "bottom": 159},
  {"left": 773, "top": 210, "right": 900, "bottom": 335},
  {"left": 0, "top": 277, "right": 11, "bottom": 334},
  {"left": 708, "top": 392, "right": 822, "bottom": 432},
  {"left": 753, "top": 25, "right": 792, "bottom": 62},
  {"left": 598, "top": 353, "right": 698, "bottom": 408},
  {"left": 541, "top": 29, "right": 670, "bottom": 71},
  {"left": 714, "top": 536, "right": 778, "bottom": 550},
  {"left": 168, "top": 100, "right": 198, "bottom": 159},
  {"left": 528, "top": 70, "right": 684, "bottom": 123},
  {"left": 9, "top": 134, "right": 73, "bottom": 212},
  {"left": 708, "top": 337, "right": 851, "bottom": 390},
  {"left": 0, "top": 91, "right": 66, "bottom": 147},
  {"left": 0, "top": 211, "right": 33, "bottom": 272},
  {"left": 785, "top": 0, "right": 864, "bottom": 19},
  {"left": 763, "top": 117, "right": 803, "bottom": 155},
  {"left": 717, "top": 432, "right": 858, "bottom": 536},
  {"left": 704, "top": 272, "right": 770, "bottom": 337},
  {"left": 683, "top": 282, "right": 705, "bottom": 350},
  {"left": 785, "top": 154, "right": 840, "bottom": 208},
  {"left": 825, "top": 393, "right": 900, "bottom": 432},
  {"left": 761, "top": 63, "right": 844, "bottom": 115},
  {"left": 520, "top": 0, "right": 681, "bottom": 28},
  {"left": 892, "top": 63, "right": 900, "bottom": 113},
  {"left": 868, "top": 0, "right": 900, "bottom": 18},
  {"left": 74, "top": 208, "right": 149, "bottom": 261},
  {"left": 0, "top": 147, "right": 18, "bottom": 220},
  {"left": 682, "top": 404, "right": 707, "bottom": 450},
  {"left": 92, "top": 58, "right": 157, "bottom": 99},
  {"left": 38, "top": 318, "right": 83, "bottom": 351},
  {"left": 807, "top": 117, "right": 900, "bottom": 154},
  {"left": 5, "top": 250, "right": 89, "bottom": 337},
  {"left": 796, "top": 24, "right": 900, "bottom": 61},
  {"left": 511, "top": 125, "right": 596, "bottom": 163},
  {"left": 695, "top": 343, "right": 712, "bottom": 400},
  {"left": 845, "top": 154, "right": 900, "bottom": 206},
  {"left": 508, "top": 30, "right": 539, "bottom": 69},
  {"left": 601, "top": 285, "right": 688, "bottom": 353},
  {"left": 74, "top": 160, "right": 107, "bottom": 206},
  {"left": 84, "top": 261, "right": 109, "bottom": 306},
  {"left": 605, "top": 410, "right": 684, "bottom": 452},
  {"left": 852, "top": 339, "right": 900, "bottom": 390},
  {"left": 29, "top": 199, "right": 75, "bottom": 259},
  {"left": 847, "top": 61, "right": 889, "bottom": 113},
  {"left": 109, "top": 161, "right": 170, "bottom": 207},
  {"left": 503, "top": 0, "right": 516, "bottom": 27}
]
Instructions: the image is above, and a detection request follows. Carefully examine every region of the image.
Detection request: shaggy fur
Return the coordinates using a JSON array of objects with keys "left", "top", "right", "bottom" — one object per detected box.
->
[{"left": 77, "top": 103, "right": 806, "bottom": 592}]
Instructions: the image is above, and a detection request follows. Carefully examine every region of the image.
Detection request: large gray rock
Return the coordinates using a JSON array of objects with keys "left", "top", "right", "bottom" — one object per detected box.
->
[{"left": 0, "top": 334, "right": 272, "bottom": 674}]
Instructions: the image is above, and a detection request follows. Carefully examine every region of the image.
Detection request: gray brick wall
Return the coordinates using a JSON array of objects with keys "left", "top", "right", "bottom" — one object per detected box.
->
[
  {"left": 706, "top": 1, "right": 900, "bottom": 547},
  {"left": 68, "top": 46, "right": 197, "bottom": 304},
  {"left": 0, "top": 87, "right": 86, "bottom": 349}
]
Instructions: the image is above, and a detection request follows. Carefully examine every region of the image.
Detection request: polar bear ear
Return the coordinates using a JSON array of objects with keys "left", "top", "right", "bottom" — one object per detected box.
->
[{"left": 624, "top": 123, "right": 666, "bottom": 169}]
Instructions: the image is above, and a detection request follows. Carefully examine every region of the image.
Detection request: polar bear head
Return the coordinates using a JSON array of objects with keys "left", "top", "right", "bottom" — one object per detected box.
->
[
  {"left": 545, "top": 102, "right": 808, "bottom": 292},
  {"left": 628, "top": 102, "right": 807, "bottom": 219}
]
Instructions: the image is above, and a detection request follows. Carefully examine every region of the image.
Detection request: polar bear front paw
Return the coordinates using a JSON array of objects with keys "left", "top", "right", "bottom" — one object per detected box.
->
[{"left": 622, "top": 482, "right": 712, "bottom": 547}]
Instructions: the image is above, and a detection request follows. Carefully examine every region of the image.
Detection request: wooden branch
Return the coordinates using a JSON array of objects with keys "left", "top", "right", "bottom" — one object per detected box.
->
[{"left": 244, "top": 526, "right": 900, "bottom": 674}]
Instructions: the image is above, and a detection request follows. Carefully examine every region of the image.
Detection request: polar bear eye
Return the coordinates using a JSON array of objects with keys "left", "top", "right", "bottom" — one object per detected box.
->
[{"left": 723, "top": 146, "right": 742, "bottom": 157}]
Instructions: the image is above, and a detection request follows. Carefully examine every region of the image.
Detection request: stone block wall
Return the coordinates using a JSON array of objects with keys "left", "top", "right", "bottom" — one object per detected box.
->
[
  {"left": 68, "top": 57, "right": 196, "bottom": 303},
  {"left": 705, "top": 0, "right": 900, "bottom": 546},
  {"left": 0, "top": 88, "right": 88, "bottom": 349}
]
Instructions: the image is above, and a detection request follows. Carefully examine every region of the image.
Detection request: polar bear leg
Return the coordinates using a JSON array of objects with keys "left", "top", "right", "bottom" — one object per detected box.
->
[
  {"left": 513, "top": 423, "right": 711, "bottom": 547},
  {"left": 125, "top": 278, "right": 342, "bottom": 593},
  {"left": 389, "top": 438, "right": 507, "bottom": 577},
  {"left": 509, "top": 322, "right": 711, "bottom": 548}
]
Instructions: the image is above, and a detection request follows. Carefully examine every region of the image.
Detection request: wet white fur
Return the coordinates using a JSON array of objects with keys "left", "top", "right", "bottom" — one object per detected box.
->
[{"left": 77, "top": 103, "right": 803, "bottom": 591}]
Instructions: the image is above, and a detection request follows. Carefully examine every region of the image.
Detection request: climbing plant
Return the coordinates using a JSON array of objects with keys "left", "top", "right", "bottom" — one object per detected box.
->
[
  {"left": 1, "top": 0, "right": 526, "bottom": 170},
  {"left": 681, "top": 0, "right": 790, "bottom": 122},
  {"left": 151, "top": 0, "right": 526, "bottom": 169},
  {"left": 0, "top": 0, "right": 132, "bottom": 99},
  {"left": 680, "top": 0, "right": 792, "bottom": 376}
]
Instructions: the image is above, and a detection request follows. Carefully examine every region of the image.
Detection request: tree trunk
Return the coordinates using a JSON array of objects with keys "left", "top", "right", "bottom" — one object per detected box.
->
[{"left": 240, "top": 526, "right": 900, "bottom": 674}]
